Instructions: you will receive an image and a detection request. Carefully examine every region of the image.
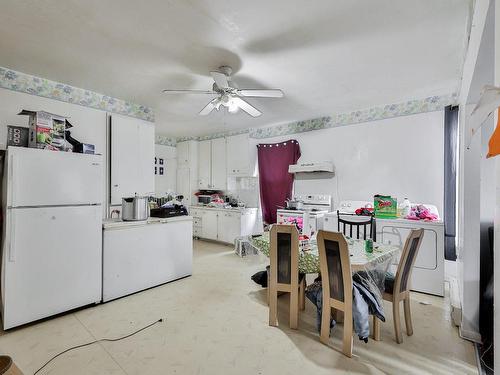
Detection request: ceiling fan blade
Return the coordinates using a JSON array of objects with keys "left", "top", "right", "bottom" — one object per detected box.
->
[
  {"left": 237, "top": 89, "right": 284, "bottom": 98},
  {"left": 162, "top": 89, "right": 216, "bottom": 94},
  {"left": 199, "top": 98, "right": 219, "bottom": 116},
  {"left": 231, "top": 97, "right": 262, "bottom": 117},
  {"left": 210, "top": 71, "right": 230, "bottom": 89}
]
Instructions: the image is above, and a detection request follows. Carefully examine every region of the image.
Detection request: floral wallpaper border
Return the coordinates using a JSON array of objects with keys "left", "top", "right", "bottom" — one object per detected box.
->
[
  {"left": 0, "top": 66, "right": 154, "bottom": 122},
  {"left": 155, "top": 135, "right": 177, "bottom": 147},
  {"left": 161, "top": 93, "right": 456, "bottom": 145}
]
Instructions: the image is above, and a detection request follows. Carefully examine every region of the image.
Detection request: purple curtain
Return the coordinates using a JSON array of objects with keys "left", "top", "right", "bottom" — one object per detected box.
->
[{"left": 257, "top": 140, "right": 301, "bottom": 224}]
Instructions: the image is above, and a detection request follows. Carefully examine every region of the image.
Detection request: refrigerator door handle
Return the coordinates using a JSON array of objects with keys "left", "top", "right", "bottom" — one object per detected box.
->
[{"left": 8, "top": 210, "right": 16, "bottom": 262}]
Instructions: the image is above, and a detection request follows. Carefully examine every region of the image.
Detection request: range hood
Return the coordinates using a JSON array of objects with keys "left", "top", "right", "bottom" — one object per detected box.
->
[{"left": 288, "top": 161, "right": 334, "bottom": 174}]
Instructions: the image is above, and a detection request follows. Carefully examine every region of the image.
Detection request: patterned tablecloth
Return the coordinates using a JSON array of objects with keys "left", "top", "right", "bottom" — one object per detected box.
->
[{"left": 250, "top": 232, "right": 400, "bottom": 274}]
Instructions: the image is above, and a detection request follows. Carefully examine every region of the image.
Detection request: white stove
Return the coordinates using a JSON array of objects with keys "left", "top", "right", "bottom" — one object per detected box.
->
[{"left": 276, "top": 194, "right": 331, "bottom": 238}]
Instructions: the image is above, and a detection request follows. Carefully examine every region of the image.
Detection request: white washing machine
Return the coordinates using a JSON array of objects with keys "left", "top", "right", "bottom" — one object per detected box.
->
[{"left": 324, "top": 200, "right": 445, "bottom": 296}]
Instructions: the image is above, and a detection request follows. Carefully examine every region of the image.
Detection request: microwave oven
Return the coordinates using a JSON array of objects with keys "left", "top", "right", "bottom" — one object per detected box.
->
[{"left": 197, "top": 195, "right": 212, "bottom": 205}]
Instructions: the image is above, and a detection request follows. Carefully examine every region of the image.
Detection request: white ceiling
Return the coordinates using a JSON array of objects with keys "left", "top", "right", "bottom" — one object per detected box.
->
[{"left": 0, "top": 0, "right": 471, "bottom": 137}]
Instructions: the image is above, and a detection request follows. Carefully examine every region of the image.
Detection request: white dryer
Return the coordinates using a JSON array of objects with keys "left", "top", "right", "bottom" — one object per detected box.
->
[{"left": 376, "top": 215, "right": 444, "bottom": 296}]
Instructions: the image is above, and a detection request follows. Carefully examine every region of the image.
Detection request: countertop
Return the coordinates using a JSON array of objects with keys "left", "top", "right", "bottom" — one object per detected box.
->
[
  {"left": 103, "top": 215, "right": 192, "bottom": 229},
  {"left": 189, "top": 205, "right": 258, "bottom": 212}
]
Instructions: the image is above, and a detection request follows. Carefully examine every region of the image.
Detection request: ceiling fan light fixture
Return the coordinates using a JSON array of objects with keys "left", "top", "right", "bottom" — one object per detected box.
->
[{"left": 228, "top": 102, "right": 240, "bottom": 114}]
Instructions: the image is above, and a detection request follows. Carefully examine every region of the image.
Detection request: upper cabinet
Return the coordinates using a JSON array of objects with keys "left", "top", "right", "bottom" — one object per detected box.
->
[
  {"left": 226, "top": 133, "right": 250, "bottom": 176},
  {"left": 176, "top": 141, "right": 190, "bottom": 167},
  {"left": 110, "top": 114, "right": 155, "bottom": 205},
  {"left": 198, "top": 140, "right": 212, "bottom": 189},
  {"left": 175, "top": 140, "right": 198, "bottom": 206},
  {"left": 211, "top": 138, "right": 227, "bottom": 190},
  {"left": 197, "top": 138, "right": 226, "bottom": 190}
]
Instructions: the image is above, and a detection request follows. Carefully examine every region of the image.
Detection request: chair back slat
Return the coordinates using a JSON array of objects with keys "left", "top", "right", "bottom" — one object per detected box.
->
[
  {"left": 395, "top": 229, "right": 424, "bottom": 294},
  {"left": 324, "top": 239, "right": 345, "bottom": 301},
  {"left": 317, "top": 230, "right": 352, "bottom": 304},
  {"left": 337, "top": 211, "right": 375, "bottom": 241},
  {"left": 277, "top": 232, "right": 292, "bottom": 284},
  {"left": 269, "top": 224, "right": 299, "bottom": 286}
]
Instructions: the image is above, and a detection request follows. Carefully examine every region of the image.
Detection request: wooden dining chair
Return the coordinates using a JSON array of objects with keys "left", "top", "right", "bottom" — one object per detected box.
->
[
  {"left": 268, "top": 224, "right": 306, "bottom": 329},
  {"left": 316, "top": 230, "right": 353, "bottom": 357},
  {"left": 383, "top": 228, "right": 425, "bottom": 343},
  {"left": 337, "top": 211, "right": 375, "bottom": 241}
]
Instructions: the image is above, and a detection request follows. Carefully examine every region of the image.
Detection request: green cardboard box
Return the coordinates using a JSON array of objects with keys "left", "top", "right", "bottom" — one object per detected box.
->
[{"left": 374, "top": 195, "right": 397, "bottom": 218}]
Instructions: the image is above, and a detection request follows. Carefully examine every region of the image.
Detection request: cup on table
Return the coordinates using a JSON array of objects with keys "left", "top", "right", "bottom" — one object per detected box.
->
[{"left": 365, "top": 239, "right": 373, "bottom": 253}]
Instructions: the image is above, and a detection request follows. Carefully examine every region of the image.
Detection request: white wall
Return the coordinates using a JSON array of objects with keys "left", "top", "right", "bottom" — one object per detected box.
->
[
  {"left": 0, "top": 87, "right": 108, "bottom": 206},
  {"left": 245, "top": 111, "right": 444, "bottom": 213},
  {"left": 154, "top": 144, "right": 177, "bottom": 196}
]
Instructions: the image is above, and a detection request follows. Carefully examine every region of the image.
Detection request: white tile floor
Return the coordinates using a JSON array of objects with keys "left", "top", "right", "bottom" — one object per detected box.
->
[{"left": 0, "top": 240, "right": 477, "bottom": 375}]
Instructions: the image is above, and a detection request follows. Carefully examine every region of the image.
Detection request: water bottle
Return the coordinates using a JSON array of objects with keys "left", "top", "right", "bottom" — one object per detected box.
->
[{"left": 400, "top": 198, "right": 411, "bottom": 218}]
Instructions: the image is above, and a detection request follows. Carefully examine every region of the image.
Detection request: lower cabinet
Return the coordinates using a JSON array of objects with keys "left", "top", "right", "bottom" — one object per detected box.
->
[
  {"left": 201, "top": 210, "right": 218, "bottom": 240},
  {"left": 190, "top": 207, "right": 262, "bottom": 244}
]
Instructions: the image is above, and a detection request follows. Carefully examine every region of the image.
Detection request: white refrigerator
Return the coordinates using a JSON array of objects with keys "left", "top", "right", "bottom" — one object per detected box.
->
[{"left": 1, "top": 147, "right": 103, "bottom": 329}]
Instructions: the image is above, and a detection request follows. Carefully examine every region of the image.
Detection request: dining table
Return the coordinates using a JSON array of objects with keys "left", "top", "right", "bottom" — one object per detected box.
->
[
  {"left": 250, "top": 232, "right": 401, "bottom": 275},
  {"left": 250, "top": 232, "right": 402, "bottom": 341}
]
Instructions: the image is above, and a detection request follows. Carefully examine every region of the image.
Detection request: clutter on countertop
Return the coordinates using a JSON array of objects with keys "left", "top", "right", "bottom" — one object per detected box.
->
[
  {"left": 355, "top": 207, "right": 374, "bottom": 216},
  {"left": 406, "top": 204, "right": 439, "bottom": 221}
]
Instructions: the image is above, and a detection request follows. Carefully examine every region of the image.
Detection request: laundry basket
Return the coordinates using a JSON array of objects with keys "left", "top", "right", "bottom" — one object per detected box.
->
[{"left": 0, "top": 356, "right": 23, "bottom": 375}]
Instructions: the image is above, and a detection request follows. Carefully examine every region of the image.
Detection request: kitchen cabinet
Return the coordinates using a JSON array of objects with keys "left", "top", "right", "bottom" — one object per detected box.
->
[
  {"left": 190, "top": 207, "right": 262, "bottom": 244},
  {"left": 110, "top": 114, "right": 155, "bottom": 205},
  {"left": 226, "top": 133, "right": 250, "bottom": 176},
  {"left": 176, "top": 141, "right": 190, "bottom": 167},
  {"left": 201, "top": 209, "right": 218, "bottom": 240},
  {"left": 211, "top": 138, "right": 227, "bottom": 189},
  {"left": 176, "top": 141, "right": 198, "bottom": 206},
  {"left": 198, "top": 140, "right": 212, "bottom": 189},
  {"left": 217, "top": 211, "right": 241, "bottom": 244},
  {"left": 197, "top": 138, "right": 226, "bottom": 190}
]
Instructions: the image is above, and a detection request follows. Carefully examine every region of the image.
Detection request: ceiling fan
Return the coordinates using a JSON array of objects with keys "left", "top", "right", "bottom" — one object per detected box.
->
[{"left": 162, "top": 66, "right": 284, "bottom": 117}]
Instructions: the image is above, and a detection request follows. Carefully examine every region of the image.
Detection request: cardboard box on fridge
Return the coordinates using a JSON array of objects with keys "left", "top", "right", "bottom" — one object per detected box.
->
[{"left": 18, "top": 110, "right": 72, "bottom": 151}]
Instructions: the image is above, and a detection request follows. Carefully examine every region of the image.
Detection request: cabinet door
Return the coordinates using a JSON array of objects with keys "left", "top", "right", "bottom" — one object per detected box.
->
[
  {"left": 198, "top": 140, "right": 212, "bottom": 189},
  {"left": 176, "top": 167, "right": 191, "bottom": 206},
  {"left": 226, "top": 134, "right": 250, "bottom": 176},
  {"left": 137, "top": 121, "right": 155, "bottom": 196},
  {"left": 177, "top": 142, "right": 189, "bottom": 167},
  {"left": 211, "top": 138, "right": 227, "bottom": 190},
  {"left": 111, "top": 115, "right": 155, "bottom": 205},
  {"left": 218, "top": 211, "right": 241, "bottom": 243},
  {"left": 201, "top": 210, "right": 218, "bottom": 240}
]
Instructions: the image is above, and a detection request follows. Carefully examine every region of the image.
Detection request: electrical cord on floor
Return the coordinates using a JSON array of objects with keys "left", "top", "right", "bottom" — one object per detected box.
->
[{"left": 33, "top": 318, "right": 163, "bottom": 375}]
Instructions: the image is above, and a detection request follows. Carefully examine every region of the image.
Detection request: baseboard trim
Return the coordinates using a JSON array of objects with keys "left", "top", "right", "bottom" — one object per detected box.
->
[{"left": 459, "top": 327, "right": 482, "bottom": 343}]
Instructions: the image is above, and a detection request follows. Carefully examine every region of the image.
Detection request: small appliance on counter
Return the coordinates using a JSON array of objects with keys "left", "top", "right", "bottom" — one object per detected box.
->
[
  {"left": 149, "top": 194, "right": 188, "bottom": 218},
  {"left": 121, "top": 194, "right": 149, "bottom": 221},
  {"left": 195, "top": 189, "right": 223, "bottom": 205},
  {"left": 197, "top": 194, "right": 212, "bottom": 205},
  {"left": 150, "top": 205, "right": 188, "bottom": 218}
]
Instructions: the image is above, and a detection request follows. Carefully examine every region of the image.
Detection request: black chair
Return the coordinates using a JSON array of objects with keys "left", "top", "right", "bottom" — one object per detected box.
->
[{"left": 337, "top": 210, "right": 375, "bottom": 241}]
